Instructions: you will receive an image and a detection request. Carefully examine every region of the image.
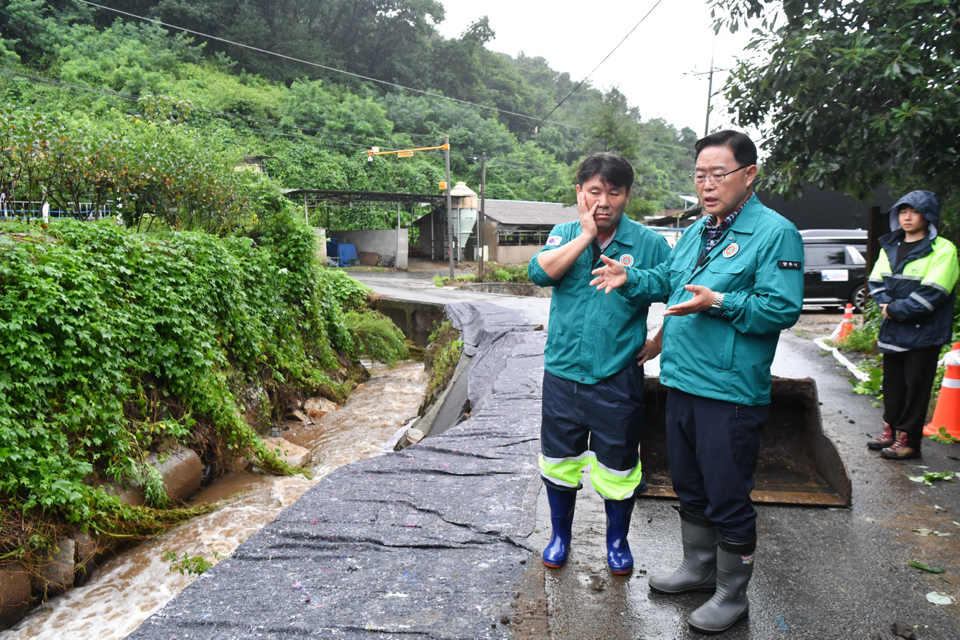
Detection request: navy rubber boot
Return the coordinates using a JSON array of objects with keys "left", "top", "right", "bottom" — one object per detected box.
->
[
  {"left": 604, "top": 497, "right": 635, "bottom": 575},
  {"left": 542, "top": 486, "right": 576, "bottom": 568}
]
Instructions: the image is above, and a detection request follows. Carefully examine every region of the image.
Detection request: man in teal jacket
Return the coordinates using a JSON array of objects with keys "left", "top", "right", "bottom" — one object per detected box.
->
[
  {"left": 528, "top": 152, "right": 671, "bottom": 576},
  {"left": 590, "top": 131, "right": 803, "bottom": 634}
]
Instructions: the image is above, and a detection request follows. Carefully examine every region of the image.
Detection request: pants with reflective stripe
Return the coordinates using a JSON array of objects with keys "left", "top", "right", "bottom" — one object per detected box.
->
[
  {"left": 665, "top": 388, "right": 766, "bottom": 543},
  {"left": 884, "top": 344, "right": 941, "bottom": 449},
  {"left": 539, "top": 365, "right": 646, "bottom": 501}
]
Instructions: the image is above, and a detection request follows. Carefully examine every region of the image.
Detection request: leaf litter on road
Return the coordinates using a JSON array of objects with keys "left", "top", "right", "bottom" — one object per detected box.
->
[{"left": 907, "top": 561, "right": 945, "bottom": 574}]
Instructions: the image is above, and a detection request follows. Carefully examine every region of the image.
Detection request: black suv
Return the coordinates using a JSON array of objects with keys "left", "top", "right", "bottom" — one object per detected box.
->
[{"left": 800, "top": 229, "right": 868, "bottom": 312}]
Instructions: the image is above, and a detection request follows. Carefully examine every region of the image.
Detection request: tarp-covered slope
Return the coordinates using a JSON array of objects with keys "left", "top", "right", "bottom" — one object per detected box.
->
[{"left": 129, "top": 302, "right": 546, "bottom": 639}]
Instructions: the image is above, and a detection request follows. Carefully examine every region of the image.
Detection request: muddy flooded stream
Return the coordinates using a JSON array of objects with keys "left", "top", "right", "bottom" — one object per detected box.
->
[{"left": 1, "top": 360, "right": 427, "bottom": 640}]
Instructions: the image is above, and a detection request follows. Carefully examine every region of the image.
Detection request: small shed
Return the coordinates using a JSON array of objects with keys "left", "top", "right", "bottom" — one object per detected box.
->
[{"left": 413, "top": 199, "right": 578, "bottom": 264}]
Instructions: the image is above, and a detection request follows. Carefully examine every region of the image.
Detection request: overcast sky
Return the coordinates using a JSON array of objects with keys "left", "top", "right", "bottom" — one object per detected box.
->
[{"left": 435, "top": 0, "right": 762, "bottom": 137}]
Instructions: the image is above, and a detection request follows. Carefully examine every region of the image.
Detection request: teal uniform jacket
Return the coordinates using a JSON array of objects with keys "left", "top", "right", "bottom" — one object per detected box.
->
[
  {"left": 529, "top": 213, "right": 672, "bottom": 384},
  {"left": 618, "top": 195, "right": 804, "bottom": 406}
]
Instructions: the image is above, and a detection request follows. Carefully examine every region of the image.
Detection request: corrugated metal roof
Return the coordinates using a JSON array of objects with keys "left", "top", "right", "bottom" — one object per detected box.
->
[{"left": 481, "top": 200, "right": 578, "bottom": 226}]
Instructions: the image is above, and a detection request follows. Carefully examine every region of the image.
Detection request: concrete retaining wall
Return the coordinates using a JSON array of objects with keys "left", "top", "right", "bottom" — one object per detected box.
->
[
  {"left": 329, "top": 229, "right": 408, "bottom": 269},
  {"left": 371, "top": 298, "right": 445, "bottom": 347},
  {"left": 462, "top": 282, "right": 551, "bottom": 298},
  {"left": 491, "top": 244, "right": 541, "bottom": 265}
]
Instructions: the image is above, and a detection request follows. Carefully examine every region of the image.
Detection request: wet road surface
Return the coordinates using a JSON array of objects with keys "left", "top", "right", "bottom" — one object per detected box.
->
[
  {"left": 355, "top": 272, "right": 960, "bottom": 638},
  {"left": 515, "top": 314, "right": 960, "bottom": 640}
]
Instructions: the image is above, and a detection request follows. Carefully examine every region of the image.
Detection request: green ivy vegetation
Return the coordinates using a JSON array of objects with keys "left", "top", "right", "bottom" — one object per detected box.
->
[{"left": 0, "top": 205, "right": 373, "bottom": 562}]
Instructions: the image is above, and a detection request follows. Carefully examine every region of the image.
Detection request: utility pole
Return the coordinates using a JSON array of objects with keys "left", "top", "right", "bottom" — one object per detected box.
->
[
  {"left": 684, "top": 49, "right": 726, "bottom": 137},
  {"left": 367, "top": 139, "right": 452, "bottom": 275},
  {"left": 479, "top": 153, "right": 486, "bottom": 280},
  {"left": 444, "top": 135, "right": 454, "bottom": 278},
  {"left": 704, "top": 50, "right": 714, "bottom": 137}
]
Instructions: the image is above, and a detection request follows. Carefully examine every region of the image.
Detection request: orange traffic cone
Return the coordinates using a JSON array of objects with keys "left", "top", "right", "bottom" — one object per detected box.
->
[
  {"left": 923, "top": 342, "right": 960, "bottom": 438},
  {"left": 835, "top": 303, "right": 855, "bottom": 344}
]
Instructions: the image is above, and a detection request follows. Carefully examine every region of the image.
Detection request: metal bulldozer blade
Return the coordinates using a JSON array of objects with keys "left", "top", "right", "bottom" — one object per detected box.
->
[{"left": 639, "top": 377, "right": 852, "bottom": 507}]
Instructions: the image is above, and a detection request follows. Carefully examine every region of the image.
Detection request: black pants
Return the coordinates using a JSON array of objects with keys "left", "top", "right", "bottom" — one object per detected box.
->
[
  {"left": 665, "top": 388, "right": 767, "bottom": 543},
  {"left": 883, "top": 345, "right": 942, "bottom": 449}
]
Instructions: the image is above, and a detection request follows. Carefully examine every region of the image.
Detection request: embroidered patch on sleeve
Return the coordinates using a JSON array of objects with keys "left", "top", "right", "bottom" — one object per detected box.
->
[
  {"left": 545, "top": 235, "right": 563, "bottom": 247},
  {"left": 778, "top": 260, "right": 801, "bottom": 270}
]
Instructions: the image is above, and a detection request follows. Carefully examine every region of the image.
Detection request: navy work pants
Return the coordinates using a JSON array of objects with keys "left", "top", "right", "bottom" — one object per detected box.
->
[
  {"left": 540, "top": 364, "right": 646, "bottom": 500},
  {"left": 665, "top": 388, "right": 767, "bottom": 543}
]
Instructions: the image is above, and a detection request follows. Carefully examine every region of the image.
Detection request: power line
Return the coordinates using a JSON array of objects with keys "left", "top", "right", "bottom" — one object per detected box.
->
[
  {"left": 534, "top": 0, "right": 665, "bottom": 131},
  {"left": 74, "top": 0, "right": 576, "bottom": 130}
]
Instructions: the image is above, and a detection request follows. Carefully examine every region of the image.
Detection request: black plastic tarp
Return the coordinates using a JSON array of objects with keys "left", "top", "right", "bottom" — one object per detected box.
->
[{"left": 129, "top": 302, "right": 546, "bottom": 639}]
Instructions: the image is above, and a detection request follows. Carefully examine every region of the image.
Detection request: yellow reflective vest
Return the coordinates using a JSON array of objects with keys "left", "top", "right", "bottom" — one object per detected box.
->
[{"left": 868, "top": 230, "right": 958, "bottom": 353}]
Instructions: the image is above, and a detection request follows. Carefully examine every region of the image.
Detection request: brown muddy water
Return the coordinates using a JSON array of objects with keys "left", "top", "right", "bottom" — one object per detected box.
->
[{"left": 1, "top": 360, "right": 427, "bottom": 640}]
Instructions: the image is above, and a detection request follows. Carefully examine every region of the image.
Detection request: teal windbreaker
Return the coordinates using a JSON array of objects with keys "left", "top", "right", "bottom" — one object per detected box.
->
[
  {"left": 529, "top": 213, "right": 671, "bottom": 384},
  {"left": 618, "top": 195, "right": 804, "bottom": 406}
]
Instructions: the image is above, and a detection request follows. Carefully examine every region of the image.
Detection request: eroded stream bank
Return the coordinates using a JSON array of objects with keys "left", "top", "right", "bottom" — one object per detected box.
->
[{"left": 1, "top": 360, "right": 427, "bottom": 640}]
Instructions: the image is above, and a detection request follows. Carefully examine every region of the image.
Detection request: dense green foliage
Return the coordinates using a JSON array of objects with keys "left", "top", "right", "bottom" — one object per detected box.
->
[
  {"left": 0, "top": 0, "right": 699, "bottom": 222},
  {"left": 0, "top": 209, "right": 359, "bottom": 555},
  {"left": 0, "top": 105, "right": 274, "bottom": 231},
  {"left": 710, "top": 0, "right": 960, "bottom": 240}
]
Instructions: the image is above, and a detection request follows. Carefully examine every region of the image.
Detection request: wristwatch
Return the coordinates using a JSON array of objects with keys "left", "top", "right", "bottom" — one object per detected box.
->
[{"left": 711, "top": 292, "right": 724, "bottom": 311}]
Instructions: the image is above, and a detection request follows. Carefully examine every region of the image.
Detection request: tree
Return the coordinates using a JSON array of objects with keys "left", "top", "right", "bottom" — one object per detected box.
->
[{"left": 710, "top": 0, "right": 960, "bottom": 237}]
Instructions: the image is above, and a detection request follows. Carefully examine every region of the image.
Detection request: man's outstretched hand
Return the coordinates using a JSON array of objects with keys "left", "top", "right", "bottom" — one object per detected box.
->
[
  {"left": 590, "top": 254, "right": 627, "bottom": 293},
  {"left": 663, "top": 284, "right": 716, "bottom": 316}
]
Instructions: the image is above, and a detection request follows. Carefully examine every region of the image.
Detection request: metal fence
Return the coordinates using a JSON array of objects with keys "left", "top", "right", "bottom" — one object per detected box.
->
[
  {"left": 0, "top": 198, "right": 115, "bottom": 221},
  {"left": 496, "top": 227, "right": 554, "bottom": 246}
]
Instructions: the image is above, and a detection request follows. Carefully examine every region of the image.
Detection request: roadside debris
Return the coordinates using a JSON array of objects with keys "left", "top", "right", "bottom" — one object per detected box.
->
[
  {"left": 891, "top": 621, "right": 918, "bottom": 638},
  {"left": 907, "top": 561, "right": 945, "bottom": 574},
  {"left": 929, "top": 426, "right": 960, "bottom": 445},
  {"left": 913, "top": 528, "right": 952, "bottom": 537},
  {"left": 925, "top": 592, "right": 953, "bottom": 606},
  {"left": 904, "top": 471, "right": 958, "bottom": 486}
]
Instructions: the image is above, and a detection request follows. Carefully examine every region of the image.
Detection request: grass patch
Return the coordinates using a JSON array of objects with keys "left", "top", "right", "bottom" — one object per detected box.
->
[
  {"left": 433, "top": 274, "right": 476, "bottom": 287},
  {"left": 478, "top": 263, "right": 531, "bottom": 283},
  {"left": 420, "top": 320, "right": 464, "bottom": 411},
  {"left": 344, "top": 309, "right": 410, "bottom": 366}
]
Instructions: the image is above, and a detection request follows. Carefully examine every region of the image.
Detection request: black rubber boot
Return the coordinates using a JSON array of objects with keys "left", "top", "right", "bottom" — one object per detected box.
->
[
  {"left": 648, "top": 510, "right": 718, "bottom": 594},
  {"left": 688, "top": 539, "right": 754, "bottom": 635}
]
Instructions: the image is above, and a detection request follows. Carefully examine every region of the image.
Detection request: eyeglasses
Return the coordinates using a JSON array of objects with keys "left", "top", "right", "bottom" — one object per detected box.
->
[{"left": 690, "top": 165, "right": 748, "bottom": 186}]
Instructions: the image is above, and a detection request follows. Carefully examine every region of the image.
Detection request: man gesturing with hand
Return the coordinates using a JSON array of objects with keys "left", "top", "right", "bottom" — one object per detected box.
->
[
  {"left": 590, "top": 131, "right": 803, "bottom": 635},
  {"left": 528, "top": 152, "right": 670, "bottom": 576}
]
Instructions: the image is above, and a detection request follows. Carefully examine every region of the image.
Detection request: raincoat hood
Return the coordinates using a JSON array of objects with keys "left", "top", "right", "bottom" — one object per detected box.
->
[{"left": 889, "top": 190, "right": 940, "bottom": 238}]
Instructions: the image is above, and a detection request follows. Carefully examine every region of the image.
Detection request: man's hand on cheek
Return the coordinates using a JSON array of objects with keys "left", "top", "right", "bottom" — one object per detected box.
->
[{"left": 577, "top": 188, "right": 599, "bottom": 239}]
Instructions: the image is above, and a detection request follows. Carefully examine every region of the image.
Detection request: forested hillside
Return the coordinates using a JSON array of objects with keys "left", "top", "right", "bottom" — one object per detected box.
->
[{"left": 0, "top": 0, "right": 698, "bottom": 226}]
